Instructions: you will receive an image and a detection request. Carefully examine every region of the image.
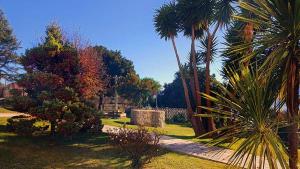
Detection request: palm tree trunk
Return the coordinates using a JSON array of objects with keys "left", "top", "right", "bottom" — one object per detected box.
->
[
  {"left": 170, "top": 36, "right": 204, "bottom": 136},
  {"left": 287, "top": 57, "right": 299, "bottom": 169},
  {"left": 205, "top": 34, "right": 216, "bottom": 132},
  {"left": 191, "top": 25, "right": 206, "bottom": 135}
]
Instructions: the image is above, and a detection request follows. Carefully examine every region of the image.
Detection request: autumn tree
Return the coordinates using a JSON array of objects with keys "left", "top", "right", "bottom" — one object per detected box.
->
[
  {"left": 77, "top": 47, "right": 103, "bottom": 99},
  {"left": 21, "top": 23, "right": 103, "bottom": 136}
]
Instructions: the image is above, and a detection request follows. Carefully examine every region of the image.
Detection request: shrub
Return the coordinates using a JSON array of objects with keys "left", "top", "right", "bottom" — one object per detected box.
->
[
  {"left": 108, "top": 126, "right": 160, "bottom": 169},
  {"left": 81, "top": 112, "right": 103, "bottom": 133},
  {"left": 5, "top": 95, "right": 35, "bottom": 112},
  {"left": 167, "top": 113, "right": 187, "bottom": 124},
  {"left": 6, "top": 115, "right": 49, "bottom": 136},
  {"left": 30, "top": 96, "right": 103, "bottom": 137},
  {"left": 56, "top": 112, "right": 81, "bottom": 138}
]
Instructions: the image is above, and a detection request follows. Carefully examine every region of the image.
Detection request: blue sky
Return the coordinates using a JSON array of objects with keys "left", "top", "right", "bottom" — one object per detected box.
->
[{"left": 0, "top": 0, "right": 224, "bottom": 84}]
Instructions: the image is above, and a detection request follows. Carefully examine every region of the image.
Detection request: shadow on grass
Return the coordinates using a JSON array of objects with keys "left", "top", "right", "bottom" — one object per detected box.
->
[
  {"left": 0, "top": 122, "right": 168, "bottom": 169},
  {"left": 114, "top": 121, "right": 131, "bottom": 125},
  {"left": 165, "top": 122, "right": 192, "bottom": 128},
  {"left": 165, "top": 134, "right": 196, "bottom": 140}
]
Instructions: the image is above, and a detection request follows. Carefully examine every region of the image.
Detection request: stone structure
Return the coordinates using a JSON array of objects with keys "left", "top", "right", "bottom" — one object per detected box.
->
[{"left": 130, "top": 109, "right": 165, "bottom": 128}]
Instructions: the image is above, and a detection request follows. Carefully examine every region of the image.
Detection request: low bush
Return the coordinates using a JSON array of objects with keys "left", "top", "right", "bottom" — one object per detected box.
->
[
  {"left": 6, "top": 115, "right": 49, "bottom": 136},
  {"left": 5, "top": 96, "right": 35, "bottom": 112},
  {"left": 167, "top": 113, "right": 187, "bottom": 124},
  {"left": 57, "top": 112, "right": 81, "bottom": 138},
  {"left": 81, "top": 112, "right": 103, "bottom": 133},
  {"left": 108, "top": 126, "right": 160, "bottom": 169}
]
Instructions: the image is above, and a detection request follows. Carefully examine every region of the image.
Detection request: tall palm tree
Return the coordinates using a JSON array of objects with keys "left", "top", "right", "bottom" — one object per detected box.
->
[
  {"left": 233, "top": 0, "right": 300, "bottom": 168},
  {"left": 177, "top": 0, "right": 212, "bottom": 134},
  {"left": 200, "top": 68, "right": 289, "bottom": 169},
  {"left": 154, "top": 2, "right": 205, "bottom": 135},
  {"left": 199, "top": 0, "right": 235, "bottom": 132}
]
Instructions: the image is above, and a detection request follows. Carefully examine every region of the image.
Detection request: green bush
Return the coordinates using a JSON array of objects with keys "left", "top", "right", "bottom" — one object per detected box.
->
[
  {"left": 30, "top": 98, "right": 103, "bottom": 137},
  {"left": 57, "top": 112, "right": 81, "bottom": 138},
  {"left": 5, "top": 96, "right": 35, "bottom": 112},
  {"left": 167, "top": 114, "right": 187, "bottom": 124},
  {"left": 6, "top": 115, "right": 49, "bottom": 136},
  {"left": 5, "top": 89, "right": 35, "bottom": 112}
]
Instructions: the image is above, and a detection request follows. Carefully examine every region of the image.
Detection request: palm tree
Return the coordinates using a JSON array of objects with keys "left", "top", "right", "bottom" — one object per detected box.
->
[
  {"left": 177, "top": 0, "right": 212, "bottom": 134},
  {"left": 232, "top": 0, "right": 300, "bottom": 168},
  {"left": 199, "top": 0, "right": 235, "bottom": 132},
  {"left": 154, "top": 2, "right": 205, "bottom": 135},
  {"left": 200, "top": 68, "right": 289, "bottom": 169},
  {"left": 177, "top": 0, "right": 235, "bottom": 133}
]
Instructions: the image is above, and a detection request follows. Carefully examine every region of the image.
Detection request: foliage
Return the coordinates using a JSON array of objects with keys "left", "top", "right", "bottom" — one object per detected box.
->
[
  {"left": 228, "top": 1, "right": 300, "bottom": 167},
  {"left": 6, "top": 115, "right": 49, "bottom": 136},
  {"left": 199, "top": 68, "right": 289, "bottom": 168},
  {"left": 138, "top": 78, "right": 161, "bottom": 106},
  {"left": 158, "top": 67, "right": 216, "bottom": 108},
  {"left": 20, "top": 23, "right": 103, "bottom": 136},
  {"left": 93, "top": 45, "right": 161, "bottom": 106},
  {"left": 154, "top": 2, "right": 180, "bottom": 40},
  {"left": 108, "top": 126, "right": 161, "bottom": 169},
  {"left": 5, "top": 89, "right": 35, "bottom": 112},
  {"left": 56, "top": 112, "right": 81, "bottom": 138},
  {"left": 30, "top": 89, "right": 103, "bottom": 137},
  {"left": 0, "top": 9, "right": 19, "bottom": 80},
  {"left": 158, "top": 72, "right": 188, "bottom": 108},
  {"left": 167, "top": 114, "right": 187, "bottom": 124},
  {"left": 77, "top": 47, "right": 103, "bottom": 99},
  {"left": 176, "top": 0, "right": 211, "bottom": 37},
  {"left": 93, "top": 45, "right": 136, "bottom": 91},
  {"left": 221, "top": 21, "right": 247, "bottom": 78}
]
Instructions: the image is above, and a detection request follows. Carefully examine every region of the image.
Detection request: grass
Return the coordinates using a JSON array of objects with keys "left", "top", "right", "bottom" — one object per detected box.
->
[
  {"left": 0, "top": 107, "right": 21, "bottom": 114},
  {"left": 0, "top": 116, "right": 229, "bottom": 169},
  {"left": 102, "top": 118, "right": 197, "bottom": 140}
]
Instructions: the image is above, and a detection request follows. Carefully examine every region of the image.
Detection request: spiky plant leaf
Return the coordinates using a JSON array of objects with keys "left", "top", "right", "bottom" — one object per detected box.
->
[{"left": 198, "top": 68, "right": 290, "bottom": 169}]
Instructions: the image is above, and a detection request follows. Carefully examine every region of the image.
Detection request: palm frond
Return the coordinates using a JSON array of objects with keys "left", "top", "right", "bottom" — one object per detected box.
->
[{"left": 199, "top": 68, "right": 289, "bottom": 169}]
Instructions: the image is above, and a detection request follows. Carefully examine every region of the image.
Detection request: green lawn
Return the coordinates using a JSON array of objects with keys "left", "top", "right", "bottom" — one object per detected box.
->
[
  {"left": 102, "top": 118, "right": 197, "bottom": 140},
  {"left": 0, "top": 116, "right": 228, "bottom": 169}
]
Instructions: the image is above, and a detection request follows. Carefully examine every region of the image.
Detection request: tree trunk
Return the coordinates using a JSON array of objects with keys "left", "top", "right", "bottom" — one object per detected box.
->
[
  {"left": 50, "top": 120, "right": 56, "bottom": 136},
  {"left": 205, "top": 34, "right": 216, "bottom": 132},
  {"left": 170, "top": 36, "right": 204, "bottom": 136},
  {"left": 287, "top": 57, "right": 299, "bottom": 169},
  {"left": 191, "top": 26, "right": 206, "bottom": 135}
]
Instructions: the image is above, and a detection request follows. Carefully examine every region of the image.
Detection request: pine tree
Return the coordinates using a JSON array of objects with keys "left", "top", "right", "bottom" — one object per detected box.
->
[{"left": 0, "top": 9, "right": 19, "bottom": 80}]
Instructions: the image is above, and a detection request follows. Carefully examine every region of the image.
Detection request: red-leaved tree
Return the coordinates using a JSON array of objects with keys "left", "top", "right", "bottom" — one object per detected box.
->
[{"left": 77, "top": 47, "right": 103, "bottom": 99}]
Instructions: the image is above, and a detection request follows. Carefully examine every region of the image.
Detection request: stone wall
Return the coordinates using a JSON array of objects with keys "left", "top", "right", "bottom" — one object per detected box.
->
[{"left": 130, "top": 109, "right": 165, "bottom": 128}]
